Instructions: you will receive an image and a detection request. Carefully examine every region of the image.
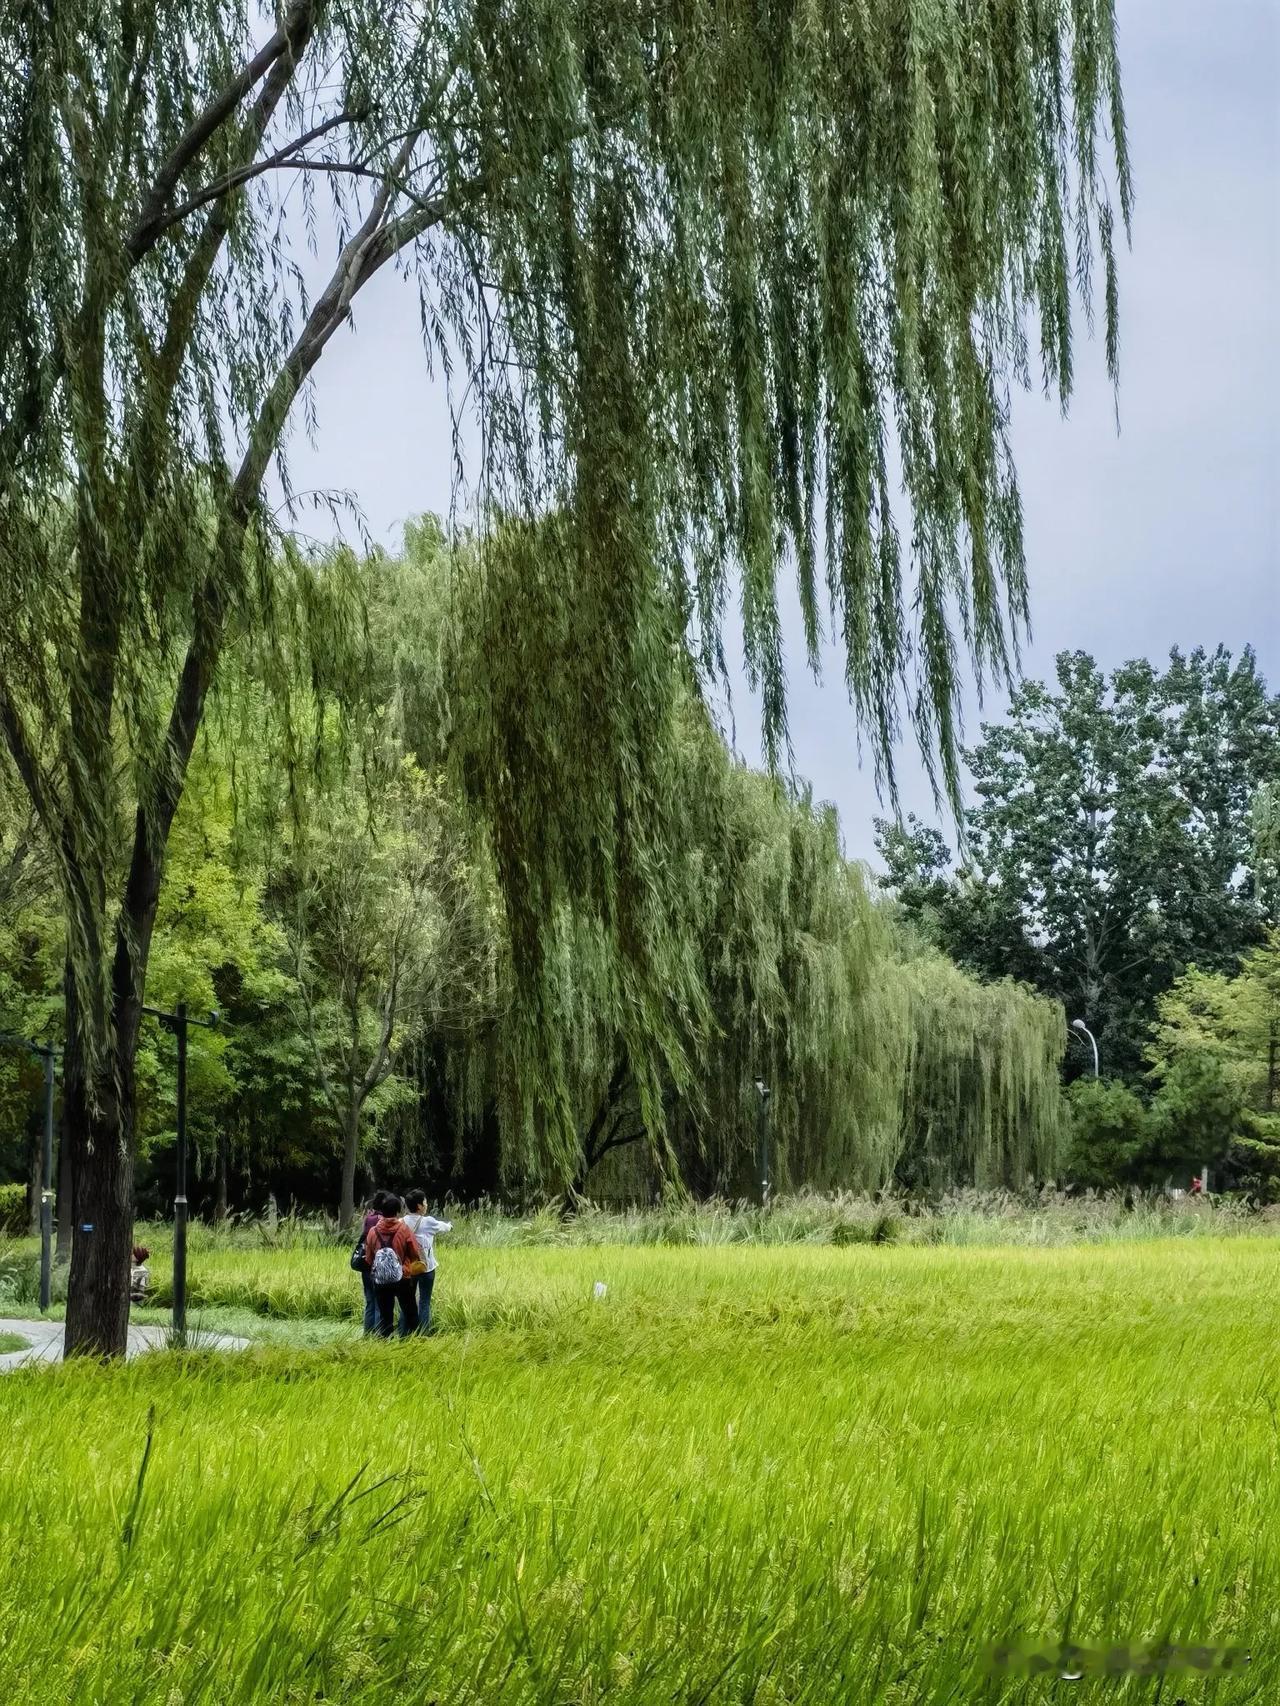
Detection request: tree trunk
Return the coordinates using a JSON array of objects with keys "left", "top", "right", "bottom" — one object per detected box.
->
[
  {"left": 62, "top": 1028, "right": 136, "bottom": 1359},
  {"left": 55, "top": 1124, "right": 74, "bottom": 1263},
  {"left": 569, "top": 1057, "right": 631, "bottom": 1203},
  {"left": 339, "top": 1098, "right": 361, "bottom": 1229}
]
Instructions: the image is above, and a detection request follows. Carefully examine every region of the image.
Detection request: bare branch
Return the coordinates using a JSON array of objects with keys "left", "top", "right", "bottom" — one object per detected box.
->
[
  {"left": 230, "top": 145, "right": 444, "bottom": 511},
  {"left": 127, "top": 0, "right": 315, "bottom": 262},
  {"left": 290, "top": 931, "right": 345, "bottom": 1123},
  {"left": 144, "top": 110, "right": 371, "bottom": 239},
  {"left": 140, "top": 4, "right": 321, "bottom": 458}
]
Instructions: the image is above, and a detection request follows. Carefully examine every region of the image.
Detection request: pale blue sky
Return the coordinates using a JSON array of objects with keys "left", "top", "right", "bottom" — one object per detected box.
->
[{"left": 281, "top": 0, "right": 1279, "bottom": 865}]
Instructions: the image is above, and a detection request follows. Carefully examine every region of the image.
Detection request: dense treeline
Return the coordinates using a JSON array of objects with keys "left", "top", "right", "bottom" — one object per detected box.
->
[
  {"left": 877, "top": 649, "right": 1280, "bottom": 1193},
  {"left": 0, "top": 522, "right": 1067, "bottom": 1221}
]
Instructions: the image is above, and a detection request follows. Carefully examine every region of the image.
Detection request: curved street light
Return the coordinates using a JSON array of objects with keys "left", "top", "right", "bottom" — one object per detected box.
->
[{"left": 1071, "top": 1018, "right": 1100, "bottom": 1078}]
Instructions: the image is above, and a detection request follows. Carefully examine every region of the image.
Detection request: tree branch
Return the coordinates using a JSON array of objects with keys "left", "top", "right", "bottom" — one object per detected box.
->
[
  {"left": 0, "top": 684, "right": 62, "bottom": 844},
  {"left": 302, "top": 989, "right": 345, "bottom": 1125},
  {"left": 138, "top": 3, "right": 320, "bottom": 484},
  {"left": 581, "top": 1056, "right": 631, "bottom": 1172},
  {"left": 114, "top": 141, "right": 452, "bottom": 1037},
  {"left": 126, "top": 0, "right": 314, "bottom": 262},
  {"left": 230, "top": 142, "right": 441, "bottom": 512},
  {"left": 592, "top": 1124, "right": 647, "bottom": 1167},
  {"left": 144, "top": 110, "right": 371, "bottom": 239},
  {"left": 361, "top": 952, "right": 403, "bottom": 1101}
]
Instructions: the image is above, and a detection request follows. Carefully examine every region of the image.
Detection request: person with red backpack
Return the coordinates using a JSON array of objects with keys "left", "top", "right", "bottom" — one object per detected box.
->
[{"left": 362, "top": 1194, "right": 424, "bottom": 1338}]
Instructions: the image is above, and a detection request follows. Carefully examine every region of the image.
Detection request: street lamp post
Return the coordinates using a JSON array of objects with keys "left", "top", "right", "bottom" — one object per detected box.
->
[
  {"left": 38, "top": 1047, "right": 54, "bottom": 1312},
  {"left": 142, "top": 1002, "right": 219, "bottom": 1345},
  {"left": 0, "top": 1033, "right": 57, "bottom": 1312},
  {"left": 1071, "top": 1018, "right": 1100, "bottom": 1078},
  {"left": 754, "top": 1079, "right": 772, "bottom": 1208}
]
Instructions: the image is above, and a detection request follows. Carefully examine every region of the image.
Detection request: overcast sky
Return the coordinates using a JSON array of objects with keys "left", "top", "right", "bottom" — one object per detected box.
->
[{"left": 282, "top": 0, "right": 1280, "bottom": 867}]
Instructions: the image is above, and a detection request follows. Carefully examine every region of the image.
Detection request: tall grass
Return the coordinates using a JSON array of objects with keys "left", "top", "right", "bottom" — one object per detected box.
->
[
  {"left": 0, "top": 1239, "right": 1276, "bottom": 1700},
  {"left": 0, "top": 1190, "right": 1266, "bottom": 1321}
]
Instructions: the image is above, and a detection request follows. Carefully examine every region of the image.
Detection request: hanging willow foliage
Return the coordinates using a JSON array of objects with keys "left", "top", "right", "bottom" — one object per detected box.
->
[
  {"left": 451, "top": 668, "right": 1069, "bottom": 1195},
  {"left": 0, "top": 0, "right": 1131, "bottom": 1077},
  {"left": 1, "top": 1, "right": 1127, "bottom": 1346},
  {"left": 689, "top": 768, "right": 907, "bottom": 1195},
  {"left": 894, "top": 944, "right": 1068, "bottom": 1189}
]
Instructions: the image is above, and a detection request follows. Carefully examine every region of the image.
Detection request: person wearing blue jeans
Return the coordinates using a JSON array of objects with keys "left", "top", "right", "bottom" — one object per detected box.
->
[
  {"left": 359, "top": 1191, "right": 391, "bottom": 1335},
  {"left": 402, "top": 1190, "right": 452, "bottom": 1334}
]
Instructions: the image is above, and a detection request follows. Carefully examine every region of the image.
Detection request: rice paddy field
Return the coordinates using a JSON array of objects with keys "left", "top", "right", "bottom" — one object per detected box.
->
[{"left": 0, "top": 1215, "right": 1277, "bottom": 1702}]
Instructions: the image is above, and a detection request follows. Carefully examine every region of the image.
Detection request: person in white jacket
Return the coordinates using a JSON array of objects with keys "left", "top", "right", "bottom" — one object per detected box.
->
[{"left": 401, "top": 1189, "right": 453, "bottom": 1334}]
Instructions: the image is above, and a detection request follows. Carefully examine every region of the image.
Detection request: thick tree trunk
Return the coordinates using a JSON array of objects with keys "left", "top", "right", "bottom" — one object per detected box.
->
[
  {"left": 62, "top": 1031, "right": 136, "bottom": 1358},
  {"left": 339, "top": 1099, "right": 361, "bottom": 1229}
]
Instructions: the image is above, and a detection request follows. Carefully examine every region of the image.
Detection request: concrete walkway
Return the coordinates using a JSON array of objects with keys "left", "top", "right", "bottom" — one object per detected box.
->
[{"left": 0, "top": 1317, "right": 249, "bottom": 1371}]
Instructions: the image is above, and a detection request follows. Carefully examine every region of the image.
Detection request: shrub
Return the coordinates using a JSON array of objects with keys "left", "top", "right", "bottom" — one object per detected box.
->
[
  {"left": 1146, "top": 1052, "right": 1241, "bottom": 1185},
  {"left": 1228, "top": 1113, "right": 1280, "bottom": 1202},
  {"left": 0, "top": 1184, "right": 27, "bottom": 1238},
  {"left": 1063, "top": 1079, "right": 1150, "bottom": 1188}
]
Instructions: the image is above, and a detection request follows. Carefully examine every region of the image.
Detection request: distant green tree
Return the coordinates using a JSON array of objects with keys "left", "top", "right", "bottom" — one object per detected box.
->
[
  {"left": 879, "top": 648, "right": 1280, "bottom": 1078},
  {"left": 1062, "top": 1078, "right": 1149, "bottom": 1189},
  {"left": 1145, "top": 1053, "right": 1241, "bottom": 1189},
  {"left": 277, "top": 756, "right": 498, "bottom": 1227},
  {"left": 0, "top": 768, "right": 62, "bottom": 1225},
  {"left": 1147, "top": 936, "right": 1280, "bottom": 1195},
  {"left": 873, "top": 813, "right": 1041, "bottom": 987}
]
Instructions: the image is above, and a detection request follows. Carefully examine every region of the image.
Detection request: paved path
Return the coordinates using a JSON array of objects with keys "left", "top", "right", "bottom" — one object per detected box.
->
[{"left": 0, "top": 1317, "right": 249, "bottom": 1371}]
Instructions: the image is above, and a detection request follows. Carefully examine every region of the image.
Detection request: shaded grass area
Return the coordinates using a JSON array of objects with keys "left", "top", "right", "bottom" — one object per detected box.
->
[
  {"left": 0, "top": 1299, "right": 354, "bottom": 1350},
  {"left": 0, "top": 1331, "right": 27, "bottom": 1353},
  {"left": 0, "top": 1239, "right": 1276, "bottom": 1701}
]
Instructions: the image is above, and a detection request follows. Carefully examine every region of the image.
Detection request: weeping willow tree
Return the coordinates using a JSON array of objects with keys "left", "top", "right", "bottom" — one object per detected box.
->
[
  {"left": 1, "top": 1, "right": 1129, "bottom": 1351},
  {"left": 894, "top": 945, "right": 1067, "bottom": 1189},
  {"left": 468, "top": 657, "right": 1067, "bottom": 1199},
  {"left": 686, "top": 767, "right": 906, "bottom": 1195}
]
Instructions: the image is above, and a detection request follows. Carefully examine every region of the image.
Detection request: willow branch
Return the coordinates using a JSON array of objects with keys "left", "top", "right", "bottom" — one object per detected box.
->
[
  {"left": 148, "top": 110, "right": 370, "bottom": 237},
  {"left": 127, "top": 0, "right": 314, "bottom": 262},
  {"left": 0, "top": 685, "right": 62, "bottom": 843}
]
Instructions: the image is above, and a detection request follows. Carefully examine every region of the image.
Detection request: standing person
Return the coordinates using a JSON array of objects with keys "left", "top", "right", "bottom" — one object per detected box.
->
[
  {"left": 357, "top": 1191, "right": 391, "bottom": 1336},
  {"left": 402, "top": 1190, "right": 453, "bottom": 1335},
  {"left": 362, "top": 1194, "right": 422, "bottom": 1339}
]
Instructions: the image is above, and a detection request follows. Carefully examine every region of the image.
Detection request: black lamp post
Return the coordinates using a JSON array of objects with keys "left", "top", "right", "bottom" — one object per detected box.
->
[
  {"left": 142, "top": 1002, "right": 219, "bottom": 1344},
  {"left": 0, "top": 1033, "right": 58, "bottom": 1311},
  {"left": 754, "top": 1078, "right": 772, "bottom": 1208}
]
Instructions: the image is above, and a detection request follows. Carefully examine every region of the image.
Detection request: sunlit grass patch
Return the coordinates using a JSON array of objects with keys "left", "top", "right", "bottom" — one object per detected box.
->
[{"left": 0, "top": 1238, "right": 1276, "bottom": 1700}]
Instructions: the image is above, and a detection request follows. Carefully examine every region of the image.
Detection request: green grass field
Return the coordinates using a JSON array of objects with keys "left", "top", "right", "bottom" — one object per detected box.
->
[{"left": 0, "top": 1236, "right": 1276, "bottom": 1702}]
